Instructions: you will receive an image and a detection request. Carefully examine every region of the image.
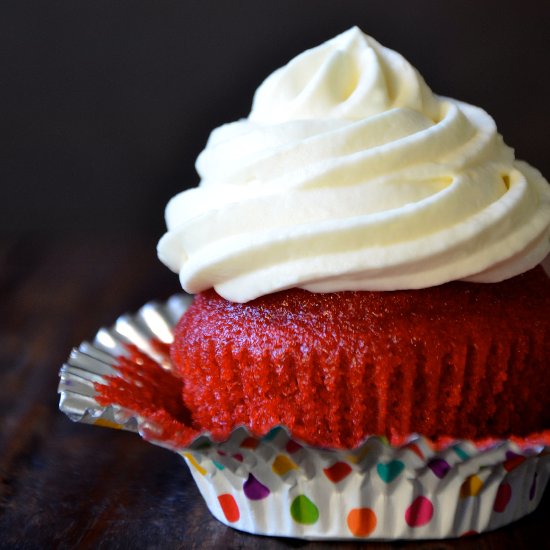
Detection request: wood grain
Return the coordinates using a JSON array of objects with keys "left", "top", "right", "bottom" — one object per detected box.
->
[{"left": 0, "top": 236, "right": 548, "bottom": 549}]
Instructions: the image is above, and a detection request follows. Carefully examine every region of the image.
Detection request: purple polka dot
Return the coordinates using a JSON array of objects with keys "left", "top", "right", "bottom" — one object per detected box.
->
[
  {"left": 428, "top": 458, "right": 451, "bottom": 479},
  {"left": 243, "top": 473, "right": 270, "bottom": 500}
]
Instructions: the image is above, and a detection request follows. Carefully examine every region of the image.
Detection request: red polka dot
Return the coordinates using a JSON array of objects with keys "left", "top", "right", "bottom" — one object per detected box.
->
[
  {"left": 460, "top": 530, "right": 479, "bottom": 537},
  {"left": 285, "top": 439, "right": 302, "bottom": 453},
  {"left": 493, "top": 483, "right": 512, "bottom": 513},
  {"left": 218, "top": 494, "right": 240, "bottom": 523},
  {"left": 405, "top": 443, "right": 424, "bottom": 460},
  {"left": 405, "top": 496, "right": 434, "bottom": 527},
  {"left": 347, "top": 507, "right": 377, "bottom": 537},
  {"left": 240, "top": 437, "right": 259, "bottom": 449},
  {"left": 323, "top": 461, "right": 352, "bottom": 483},
  {"left": 503, "top": 455, "right": 526, "bottom": 472}
]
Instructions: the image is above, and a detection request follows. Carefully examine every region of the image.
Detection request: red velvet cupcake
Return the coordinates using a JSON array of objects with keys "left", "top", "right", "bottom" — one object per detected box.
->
[
  {"left": 171, "top": 266, "right": 550, "bottom": 449},
  {"left": 152, "top": 28, "right": 550, "bottom": 538},
  {"left": 61, "top": 28, "right": 550, "bottom": 540},
  {"left": 158, "top": 30, "right": 550, "bottom": 453}
]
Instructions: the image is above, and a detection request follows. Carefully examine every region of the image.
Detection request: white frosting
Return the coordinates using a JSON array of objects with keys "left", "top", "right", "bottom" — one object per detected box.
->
[{"left": 158, "top": 27, "right": 550, "bottom": 302}]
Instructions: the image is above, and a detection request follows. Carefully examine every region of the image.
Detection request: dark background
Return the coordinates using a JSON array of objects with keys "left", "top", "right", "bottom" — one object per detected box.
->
[{"left": 2, "top": 0, "right": 549, "bottom": 240}]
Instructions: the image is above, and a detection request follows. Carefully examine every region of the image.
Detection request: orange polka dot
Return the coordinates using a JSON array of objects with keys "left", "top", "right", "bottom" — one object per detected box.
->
[
  {"left": 347, "top": 507, "right": 377, "bottom": 537},
  {"left": 218, "top": 494, "right": 240, "bottom": 523}
]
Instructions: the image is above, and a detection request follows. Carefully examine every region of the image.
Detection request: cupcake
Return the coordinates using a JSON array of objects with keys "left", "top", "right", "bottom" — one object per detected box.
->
[
  {"left": 60, "top": 27, "right": 550, "bottom": 540},
  {"left": 159, "top": 26, "right": 550, "bottom": 448}
]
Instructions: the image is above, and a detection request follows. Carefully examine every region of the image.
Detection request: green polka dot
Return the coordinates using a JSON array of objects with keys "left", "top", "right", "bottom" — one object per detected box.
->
[
  {"left": 290, "top": 495, "right": 319, "bottom": 525},
  {"left": 213, "top": 461, "right": 225, "bottom": 470}
]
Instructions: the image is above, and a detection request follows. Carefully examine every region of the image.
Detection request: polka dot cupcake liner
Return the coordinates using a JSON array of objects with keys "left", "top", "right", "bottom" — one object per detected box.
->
[
  {"left": 58, "top": 293, "right": 550, "bottom": 540},
  {"left": 182, "top": 428, "right": 550, "bottom": 540}
]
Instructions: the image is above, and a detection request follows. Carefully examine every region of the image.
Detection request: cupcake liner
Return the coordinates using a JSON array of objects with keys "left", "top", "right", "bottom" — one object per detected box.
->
[
  {"left": 58, "top": 293, "right": 550, "bottom": 540},
  {"left": 183, "top": 429, "right": 549, "bottom": 540}
]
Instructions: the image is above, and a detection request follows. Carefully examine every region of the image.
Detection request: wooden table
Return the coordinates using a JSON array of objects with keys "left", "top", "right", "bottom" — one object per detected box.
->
[{"left": 1, "top": 236, "right": 548, "bottom": 549}]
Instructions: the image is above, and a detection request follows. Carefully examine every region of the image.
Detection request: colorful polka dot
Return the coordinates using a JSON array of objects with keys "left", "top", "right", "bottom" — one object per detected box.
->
[
  {"left": 346, "top": 446, "right": 369, "bottom": 464},
  {"left": 213, "top": 460, "right": 225, "bottom": 470},
  {"left": 290, "top": 495, "right": 319, "bottom": 525},
  {"left": 405, "top": 496, "right": 434, "bottom": 527},
  {"left": 285, "top": 439, "right": 302, "bottom": 454},
  {"left": 503, "top": 451, "right": 526, "bottom": 472},
  {"left": 452, "top": 445, "right": 470, "bottom": 461},
  {"left": 493, "top": 483, "right": 512, "bottom": 513},
  {"left": 272, "top": 454, "right": 298, "bottom": 476},
  {"left": 323, "top": 461, "right": 352, "bottom": 483},
  {"left": 183, "top": 453, "right": 206, "bottom": 476},
  {"left": 262, "top": 427, "right": 281, "bottom": 441},
  {"left": 240, "top": 437, "right": 259, "bottom": 449},
  {"left": 243, "top": 473, "right": 270, "bottom": 500},
  {"left": 218, "top": 494, "right": 240, "bottom": 523},
  {"left": 377, "top": 460, "right": 405, "bottom": 483},
  {"left": 347, "top": 507, "right": 377, "bottom": 537},
  {"left": 460, "top": 474, "right": 483, "bottom": 498},
  {"left": 405, "top": 442, "right": 424, "bottom": 460},
  {"left": 428, "top": 458, "right": 451, "bottom": 479},
  {"left": 94, "top": 418, "right": 123, "bottom": 430},
  {"left": 232, "top": 453, "right": 244, "bottom": 462}
]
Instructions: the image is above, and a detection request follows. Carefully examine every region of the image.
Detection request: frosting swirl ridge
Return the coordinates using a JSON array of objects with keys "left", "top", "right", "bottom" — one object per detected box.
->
[{"left": 158, "top": 27, "right": 550, "bottom": 302}]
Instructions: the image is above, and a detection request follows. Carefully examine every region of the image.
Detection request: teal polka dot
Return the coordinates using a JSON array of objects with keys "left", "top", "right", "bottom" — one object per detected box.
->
[
  {"left": 377, "top": 460, "right": 405, "bottom": 483},
  {"left": 453, "top": 445, "right": 470, "bottom": 461},
  {"left": 262, "top": 427, "right": 282, "bottom": 441}
]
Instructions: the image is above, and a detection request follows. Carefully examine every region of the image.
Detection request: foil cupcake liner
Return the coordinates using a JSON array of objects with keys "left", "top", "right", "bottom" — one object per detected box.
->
[{"left": 58, "top": 294, "right": 550, "bottom": 540}]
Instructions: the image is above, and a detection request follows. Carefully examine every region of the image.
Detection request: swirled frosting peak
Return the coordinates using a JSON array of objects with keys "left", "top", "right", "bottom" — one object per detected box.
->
[{"left": 158, "top": 27, "right": 550, "bottom": 303}]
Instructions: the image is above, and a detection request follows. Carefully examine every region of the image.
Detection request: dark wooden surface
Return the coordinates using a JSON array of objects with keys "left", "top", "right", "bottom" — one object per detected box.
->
[{"left": 0, "top": 236, "right": 548, "bottom": 550}]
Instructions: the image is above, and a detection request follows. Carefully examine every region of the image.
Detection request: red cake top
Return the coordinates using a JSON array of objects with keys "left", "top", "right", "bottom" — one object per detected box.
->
[{"left": 96, "top": 267, "right": 550, "bottom": 449}]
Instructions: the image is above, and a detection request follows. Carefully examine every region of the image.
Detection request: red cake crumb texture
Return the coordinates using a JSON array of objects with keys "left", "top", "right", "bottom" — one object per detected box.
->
[
  {"left": 95, "top": 344, "right": 202, "bottom": 445},
  {"left": 96, "top": 267, "right": 550, "bottom": 450}
]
